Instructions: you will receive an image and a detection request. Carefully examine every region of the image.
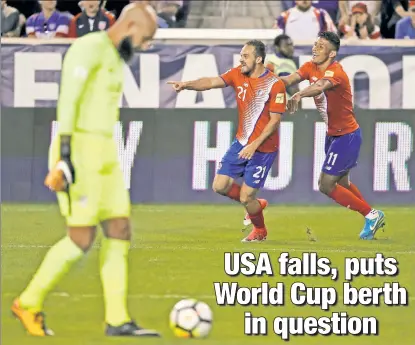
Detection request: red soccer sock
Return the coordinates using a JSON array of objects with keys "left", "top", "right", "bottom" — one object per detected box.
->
[
  {"left": 329, "top": 185, "right": 372, "bottom": 216},
  {"left": 248, "top": 209, "right": 265, "bottom": 229},
  {"left": 247, "top": 200, "right": 265, "bottom": 228},
  {"left": 226, "top": 182, "right": 241, "bottom": 202},
  {"left": 347, "top": 182, "right": 367, "bottom": 203}
]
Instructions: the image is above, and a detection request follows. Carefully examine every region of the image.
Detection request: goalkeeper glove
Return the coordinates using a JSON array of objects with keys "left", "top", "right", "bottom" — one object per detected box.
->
[{"left": 44, "top": 137, "right": 75, "bottom": 192}]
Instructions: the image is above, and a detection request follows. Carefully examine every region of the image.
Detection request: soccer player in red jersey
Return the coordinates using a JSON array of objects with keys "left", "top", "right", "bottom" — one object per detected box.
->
[
  {"left": 282, "top": 31, "right": 385, "bottom": 240},
  {"left": 168, "top": 40, "right": 287, "bottom": 242}
]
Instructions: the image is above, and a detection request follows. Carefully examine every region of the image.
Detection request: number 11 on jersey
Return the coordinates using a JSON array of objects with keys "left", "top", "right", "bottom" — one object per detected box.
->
[{"left": 327, "top": 152, "right": 338, "bottom": 166}]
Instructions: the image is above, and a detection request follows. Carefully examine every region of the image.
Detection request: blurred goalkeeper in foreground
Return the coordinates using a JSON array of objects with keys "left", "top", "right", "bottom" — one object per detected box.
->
[{"left": 12, "top": 3, "right": 160, "bottom": 338}]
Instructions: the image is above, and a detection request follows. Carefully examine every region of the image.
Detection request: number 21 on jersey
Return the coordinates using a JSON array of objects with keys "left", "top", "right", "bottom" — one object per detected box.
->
[
  {"left": 253, "top": 166, "right": 267, "bottom": 178},
  {"left": 237, "top": 86, "right": 247, "bottom": 101}
]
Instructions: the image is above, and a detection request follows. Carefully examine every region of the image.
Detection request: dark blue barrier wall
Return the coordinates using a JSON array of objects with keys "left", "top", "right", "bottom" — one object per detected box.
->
[{"left": 1, "top": 108, "right": 414, "bottom": 204}]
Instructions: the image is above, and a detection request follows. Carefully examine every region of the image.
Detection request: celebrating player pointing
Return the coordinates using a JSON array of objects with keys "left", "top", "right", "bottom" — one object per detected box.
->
[
  {"left": 12, "top": 3, "right": 160, "bottom": 337},
  {"left": 282, "top": 31, "right": 385, "bottom": 239},
  {"left": 168, "top": 40, "right": 287, "bottom": 242}
]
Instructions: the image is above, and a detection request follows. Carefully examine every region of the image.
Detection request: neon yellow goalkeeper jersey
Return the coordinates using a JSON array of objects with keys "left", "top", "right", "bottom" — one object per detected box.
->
[{"left": 57, "top": 31, "right": 124, "bottom": 137}]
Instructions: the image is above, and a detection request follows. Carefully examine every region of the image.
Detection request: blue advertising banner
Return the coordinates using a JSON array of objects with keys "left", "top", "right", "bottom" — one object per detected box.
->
[{"left": 1, "top": 43, "right": 415, "bottom": 109}]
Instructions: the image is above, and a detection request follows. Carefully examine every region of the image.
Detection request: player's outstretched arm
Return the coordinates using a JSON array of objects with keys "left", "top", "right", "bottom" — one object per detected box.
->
[
  {"left": 167, "top": 76, "right": 226, "bottom": 92},
  {"left": 279, "top": 72, "right": 303, "bottom": 87},
  {"left": 297, "top": 79, "right": 333, "bottom": 98},
  {"left": 287, "top": 79, "right": 334, "bottom": 114}
]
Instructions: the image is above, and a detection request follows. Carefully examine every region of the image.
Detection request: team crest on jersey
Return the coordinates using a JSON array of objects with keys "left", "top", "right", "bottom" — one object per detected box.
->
[
  {"left": 275, "top": 93, "right": 285, "bottom": 104},
  {"left": 325, "top": 70, "right": 334, "bottom": 77},
  {"left": 73, "top": 66, "right": 88, "bottom": 80},
  {"left": 244, "top": 83, "right": 248, "bottom": 87},
  {"left": 98, "top": 21, "right": 107, "bottom": 30},
  {"left": 49, "top": 23, "right": 56, "bottom": 30}
]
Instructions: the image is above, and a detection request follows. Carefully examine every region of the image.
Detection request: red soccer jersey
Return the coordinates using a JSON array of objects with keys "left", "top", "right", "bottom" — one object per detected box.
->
[
  {"left": 220, "top": 67, "right": 286, "bottom": 153},
  {"left": 296, "top": 61, "right": 359, "bottom": 136}
]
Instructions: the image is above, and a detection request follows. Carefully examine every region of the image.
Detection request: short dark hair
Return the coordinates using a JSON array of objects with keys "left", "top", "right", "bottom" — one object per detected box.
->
[
  {"left": 318, "top": 31, "right": 341, "bottom": 52},
  {"left": 245, "top": 40, "right": 266, "bottom": 63},
  {"left": 274, "top": 34, "right": 291, "bottom": 47}
]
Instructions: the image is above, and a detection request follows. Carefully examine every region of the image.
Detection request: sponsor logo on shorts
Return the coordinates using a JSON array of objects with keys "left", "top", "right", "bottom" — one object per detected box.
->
[{"left": 78, "top": 196, "right": 88, "bottom": 207}]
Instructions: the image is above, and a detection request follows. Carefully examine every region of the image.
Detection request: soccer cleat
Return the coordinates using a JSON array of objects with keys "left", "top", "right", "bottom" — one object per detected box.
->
[
  {"left": 11, "top": 299, "right": 54, "bottom": 336},
  {"left": 106, "top": 321, "right": 161, "bottom": 337},
  {"left": 359, "top": 210, "right": 386, "bottom": 240},
  {"left": 243, "top": 199, "right": 268, "bottom": 228},
  {"left": 241, "top": 227, "right": 267, "bottom": 242}
]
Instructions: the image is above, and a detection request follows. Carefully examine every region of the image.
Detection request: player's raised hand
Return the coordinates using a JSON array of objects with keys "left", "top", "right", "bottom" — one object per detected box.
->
[
  {"left": 167, "top": 81, "right": 186, "bottom": 93},
  {"left": 287, "top": 92, "right": 302, "bottom": 114}
]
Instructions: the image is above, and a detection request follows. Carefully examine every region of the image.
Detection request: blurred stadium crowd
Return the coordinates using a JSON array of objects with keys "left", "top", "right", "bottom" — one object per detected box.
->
[
  {"left": 0, "top": 0, "right": 191, "bottom": 37},
  {"left": 1, "top": 0, "right": 414, "bottom": 39}
]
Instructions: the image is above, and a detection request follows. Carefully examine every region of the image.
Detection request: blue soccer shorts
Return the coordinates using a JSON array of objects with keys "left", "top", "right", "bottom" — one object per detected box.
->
[
  {"left": 322, "top": 127, "right": 362, "bottom": 176},
  {"left": 217, "top": 140, "right": 278, "bottom": 188}
]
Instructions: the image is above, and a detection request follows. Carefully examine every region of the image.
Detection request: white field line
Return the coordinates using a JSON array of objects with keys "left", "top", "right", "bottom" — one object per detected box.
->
[{"left": 1, "top": 243, "right": 415, "bottom": 255}]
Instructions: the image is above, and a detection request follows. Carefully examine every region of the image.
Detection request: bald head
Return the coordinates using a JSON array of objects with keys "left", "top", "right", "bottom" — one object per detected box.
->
[
  {"left": 118, "top": 3, "right": 158, "bottom": 37},
  {"left": 107, "top": 2, "right": 158, "bottom": 61}
]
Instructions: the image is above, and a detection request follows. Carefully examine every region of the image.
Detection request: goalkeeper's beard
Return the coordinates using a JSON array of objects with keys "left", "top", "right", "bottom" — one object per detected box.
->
[{"left": 117, "top": 36, "right": 134, "bottom": 62}]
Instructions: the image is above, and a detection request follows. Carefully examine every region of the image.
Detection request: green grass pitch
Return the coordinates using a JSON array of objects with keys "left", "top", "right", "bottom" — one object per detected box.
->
[{"left": 2, "top": 204, "right": 414, "bottom": 345}]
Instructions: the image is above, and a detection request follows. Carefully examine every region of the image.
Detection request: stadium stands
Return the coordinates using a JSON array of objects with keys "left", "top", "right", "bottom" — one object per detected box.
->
[
  {"left": 1, "top": 0, "right": 414, "bottom": 39},
  {"left": 186, "top": 1, "right": 281, "bottom": 29}
]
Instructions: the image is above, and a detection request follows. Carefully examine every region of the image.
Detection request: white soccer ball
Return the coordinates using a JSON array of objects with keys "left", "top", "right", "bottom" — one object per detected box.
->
[{"left": 169, "top": 299, "right": 213, "bottom": 338}]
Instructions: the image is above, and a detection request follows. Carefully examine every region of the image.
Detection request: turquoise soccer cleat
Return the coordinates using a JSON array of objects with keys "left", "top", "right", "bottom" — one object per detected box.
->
[{"left": 359, "top": 210, "right": 385, "bottom": 240}]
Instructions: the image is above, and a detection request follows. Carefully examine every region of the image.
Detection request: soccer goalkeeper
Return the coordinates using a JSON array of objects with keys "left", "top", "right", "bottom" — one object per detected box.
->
[{"left": 12, "top": 3, "right": 160, "bottom": 338}]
